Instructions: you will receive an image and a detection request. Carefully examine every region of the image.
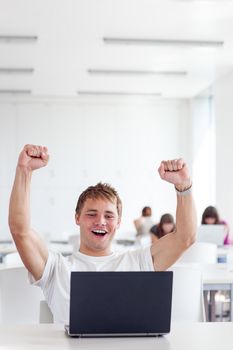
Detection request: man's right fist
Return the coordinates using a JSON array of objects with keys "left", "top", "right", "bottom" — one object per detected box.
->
[{"left": 18, "top": 144, "right": 49, "bottom": 171}]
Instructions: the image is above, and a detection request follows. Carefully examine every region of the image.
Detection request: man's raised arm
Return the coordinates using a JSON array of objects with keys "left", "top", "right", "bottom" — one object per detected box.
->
[
  {"left": 9, "top": 144, "right": 49, "bottom": 280},
  {"left": 151, "top": 159, "right": 197, "bottom": 271}
]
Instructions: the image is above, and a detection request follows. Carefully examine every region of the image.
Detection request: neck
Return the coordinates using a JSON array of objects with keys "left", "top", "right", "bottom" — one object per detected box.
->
[{"left": 79, "top": 244, "right": 112, "bottom": 257}]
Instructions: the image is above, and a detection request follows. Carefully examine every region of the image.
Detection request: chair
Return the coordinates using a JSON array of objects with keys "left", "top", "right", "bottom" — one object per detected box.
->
[
  {"left": 39, "top": 300, "right": 53, "bottom": 323},
  {"left": 176, "top": 242, "right": 217, "bottom": 264},
  {"left": 3, "top": 252, "right": 24, "bottom": 266},
  {"left": 0, "top": 266, "right": 44, "bottom": 324},
  {"left": 169, "top": 264, "right": 205, "bottom": 322}
]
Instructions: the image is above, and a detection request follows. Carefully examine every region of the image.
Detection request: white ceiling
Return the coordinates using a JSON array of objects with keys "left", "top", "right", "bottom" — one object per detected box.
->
[{"left": 1, "top": 0, "right": 233, "bottom": 99}]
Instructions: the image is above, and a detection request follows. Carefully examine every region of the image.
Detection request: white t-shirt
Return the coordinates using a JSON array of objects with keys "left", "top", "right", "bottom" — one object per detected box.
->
[{"left": 30, "top": 246, "right": 154, "bottom": 324}]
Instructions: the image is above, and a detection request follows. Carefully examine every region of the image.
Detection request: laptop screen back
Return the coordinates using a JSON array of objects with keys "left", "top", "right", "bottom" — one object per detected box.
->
[
  {"left": 197, "top": 225, "right": 225, "bottom": 246},
  {"left": 69, "top": 271, "right": 173, "bottom": 336}
]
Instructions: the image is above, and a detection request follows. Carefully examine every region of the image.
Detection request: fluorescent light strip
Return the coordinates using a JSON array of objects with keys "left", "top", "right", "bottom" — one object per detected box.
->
[
  {"left": 77, "top": 91, "right": 161, "bottom": 97},
  {"left": 88, "top": 69, "right": 187, "bottom": 76},
  {"left": 0, "top": 68, "right": 34, "bottom": 74},
  {"left": 0, "top": 89, "right": 31, "bottom": 94},
  {"left": 103, "top": 37, "right": 224, "bottom": 48},
  {"left": 0, "top": 35, "right": 38, "bottom": 43}
]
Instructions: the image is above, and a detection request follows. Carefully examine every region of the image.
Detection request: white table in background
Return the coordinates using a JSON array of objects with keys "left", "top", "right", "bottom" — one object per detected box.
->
[
  {"left": 217, "top": 245, "right": 233, "bottom": 263},
  {"left": 0, "top": 323, "right": 232, "bottom": 350},
  {"left": 0, "top": 243, "right": 74, "bottom": 264},
  {"left": 0, "top": 243, "right": 16, "bottom": 263},
  {"left": 202, "top": 263, "right": 233, "bottom": 321}
]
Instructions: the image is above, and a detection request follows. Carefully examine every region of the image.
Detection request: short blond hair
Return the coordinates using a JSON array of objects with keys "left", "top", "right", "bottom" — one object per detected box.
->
[{"left": 75, "top": 182, "right": 122, "bottom": 217}]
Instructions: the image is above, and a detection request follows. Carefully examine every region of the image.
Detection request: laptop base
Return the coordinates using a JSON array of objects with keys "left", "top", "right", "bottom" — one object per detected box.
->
[{"left": 65, "top": 325, "right": 164, "bottom": 338}]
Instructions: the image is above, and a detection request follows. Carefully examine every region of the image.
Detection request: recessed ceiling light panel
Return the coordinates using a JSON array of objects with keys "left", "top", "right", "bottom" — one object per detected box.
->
[
  {"left": 103, "top": 37, "right": 224, "bottom": 48},
  {"left": 0, "top": 68, "right": 34, "bottom": 74},
  {"left": 0, "top": 35, "right": 38, "bottom": 43},
  {"left": 77, "top": 90, "right": 162, "bottom": 97},
  {"left": 0, "top": 89, "right": 31, "bottom": 94},
  {"left": 87, "top": 69, "right": 187, "bottom": 76}
]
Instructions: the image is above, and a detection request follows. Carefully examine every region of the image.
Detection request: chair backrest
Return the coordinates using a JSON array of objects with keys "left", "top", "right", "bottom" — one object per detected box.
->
[
  {"left": 176, "top": 242, "right": 217, "bottom": 264},
  {"left": 3, "top": 252, "right": 24, "bottom": 266},
  {"left": 0, "top": 266, "right": 44, "bottom": 324},
  {"left": 39, "top": 300, "right": 53, "bottom": 323},
  {"left": 169, "top": 264, "right": 205, "bottom": 322}
]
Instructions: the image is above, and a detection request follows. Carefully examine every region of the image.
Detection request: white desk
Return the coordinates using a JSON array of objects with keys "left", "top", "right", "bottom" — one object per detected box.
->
[
  {"left": 0, "top": 243, "right": 16, "bottom": 263},
  {"left": 0, "top": 323, "right": 232, "bottom": 350},
  {"left": 202, "top": 263, "right": 233, "bottom": 284},
  {"left": 0, "top": 243, "right": 16, "bottom": 255},
  {"left": 217, "top": 246, "right": 233, "bottom": 263},
  {"left": 202, "top": 264, "right": 233, "bottom": 321},
  {"left": 0, "top": 243, "right": 74, "bottom": 263}
]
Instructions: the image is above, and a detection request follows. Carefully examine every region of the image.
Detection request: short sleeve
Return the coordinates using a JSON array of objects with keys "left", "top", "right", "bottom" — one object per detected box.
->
[
  {"left": 28, "top": 251, "right": 57, "bottom": 290},
  {"left": 128, "top": 246, "right": 154, "bottom": 271},
  {"left": 28, "top": 251, "right": 70, "bottom": 324}
]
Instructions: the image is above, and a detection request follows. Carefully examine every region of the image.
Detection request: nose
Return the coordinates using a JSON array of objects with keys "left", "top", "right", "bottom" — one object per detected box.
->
[{"left": 95, "top": 215, "right": 106, "bottom": 227}]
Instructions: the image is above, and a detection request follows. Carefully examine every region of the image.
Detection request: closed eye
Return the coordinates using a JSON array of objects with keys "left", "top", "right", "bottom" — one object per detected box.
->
[{"left": 105, "top": 215, "right": 115, "bottom": 219}]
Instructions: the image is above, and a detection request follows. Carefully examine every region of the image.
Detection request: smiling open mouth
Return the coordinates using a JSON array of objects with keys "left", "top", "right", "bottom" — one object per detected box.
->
[{"left": 91, "top": 229, "right": 108, "bottom": 236}]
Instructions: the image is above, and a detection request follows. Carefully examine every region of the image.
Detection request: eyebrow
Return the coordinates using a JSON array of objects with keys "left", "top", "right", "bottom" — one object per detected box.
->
[{"left": 86, "top": 209, "right": 116, "bottom": 215}]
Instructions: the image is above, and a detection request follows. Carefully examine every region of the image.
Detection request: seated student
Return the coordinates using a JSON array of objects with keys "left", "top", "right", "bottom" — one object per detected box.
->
[
  {"left": 134, "top": 206, "right": 154, "bottom": 238},
  {"left": 201, "top": 206, "right": 231, "bottom": 245},
  {"left": 9, "top": 144, "right": 196, "bottom": 324},
  {"left": 150, "top": 213, "right": 175, "bottom": 244}
]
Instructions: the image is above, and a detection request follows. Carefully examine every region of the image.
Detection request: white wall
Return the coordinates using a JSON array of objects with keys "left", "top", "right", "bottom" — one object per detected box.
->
[
  {"left": 213, "top": 72, "right": 233, "bottom": 231},
  {"left": 190, "top": 96, "right": 216, "bottom": 223},
  {"left": 0, "top": 97, "right": 191, "bottom": 240}
]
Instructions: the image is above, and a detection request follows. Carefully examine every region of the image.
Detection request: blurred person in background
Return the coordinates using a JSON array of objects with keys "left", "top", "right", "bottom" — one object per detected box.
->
[
  {"left": 150, "top": 213, "right": 175, "bottom": 244},
  {"left": 201, "top": 206, "right": 231, "bottom": 245},
  {"left": 134, "top": 206, "right": 154, "bottom": 240}
]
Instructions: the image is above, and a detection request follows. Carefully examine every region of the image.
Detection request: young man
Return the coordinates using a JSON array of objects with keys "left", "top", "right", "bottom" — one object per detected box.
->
[{"left": 9, "top": 144, "right": 196, "bottom": 324}]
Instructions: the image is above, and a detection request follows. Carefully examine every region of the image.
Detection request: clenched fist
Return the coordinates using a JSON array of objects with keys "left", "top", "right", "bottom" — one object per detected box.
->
[
  {"left": 18, "top": 144, "right": 49, "bottom": 171},
  {"left": 158, "top": 159, "right": 191, "bottom": 191}
]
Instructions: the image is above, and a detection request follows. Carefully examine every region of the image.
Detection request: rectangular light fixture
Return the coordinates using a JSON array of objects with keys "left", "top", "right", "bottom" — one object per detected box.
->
[
  {"left": 0, "top": 35, "right": 38, "bottom": 43},
  {"left": 87, "top": 69, "right": 187, "bottom": 76},
  {"left": 103, "top": 37, "right": 224, "bottom": 48},
  {"left": 0, "top": 89, "right": 31, "bottom": 94},
  {"left": 0, "top": 68, "right": 34, "bottom": 74},
  {"left": 77, "top": 91, "right": 162, "bottom": 97}
]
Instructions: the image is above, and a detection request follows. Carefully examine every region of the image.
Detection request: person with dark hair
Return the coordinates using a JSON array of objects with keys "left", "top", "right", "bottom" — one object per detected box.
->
[
  {"left": 134, "top": 206, "right": 154, "bottom": 240},
  {"left": 201, "top": 206, "right": 231, "bottom": 245},
  {"left": 150, "top": 213, "right": 175, "bottom": 243},
  {"left": 9, "top": 144, "right": 196, "bottom": 324}
]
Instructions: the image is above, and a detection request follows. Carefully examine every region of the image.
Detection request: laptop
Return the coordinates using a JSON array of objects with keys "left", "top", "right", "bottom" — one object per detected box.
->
[
  {"left": 65, "top": 271, "right": 173, "bottom": 337},
  {"left": 197, "top": 224, "right": 225, "bottom": 246}
]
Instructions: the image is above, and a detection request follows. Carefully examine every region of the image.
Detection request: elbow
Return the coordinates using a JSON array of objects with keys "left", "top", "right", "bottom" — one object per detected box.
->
[
  {"left": 8, "top": 218, "right": 25, "bottom": 239},
  {"left": 8, "top": 217, "right": 16, "bottom": 236},
  {"left": 8, "top": 222, "right": 19, "bottom": 238},
  {"left": 175, "top": 227, "right": 196, "bottom": 250},
  {"left": 183, "top": 232, "right": 196, "bottom": 249}
]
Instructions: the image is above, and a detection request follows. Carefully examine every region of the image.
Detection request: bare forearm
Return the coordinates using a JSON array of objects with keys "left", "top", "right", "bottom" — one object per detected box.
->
[
  {"left": 175, "top": 191, "right": 197, "bottom": 247},
  {"left": 151, "top": 159, "right": 197, "bottom": 271},
  {"left": 9, "top": 166, "right": 32, "bottom": 236}
]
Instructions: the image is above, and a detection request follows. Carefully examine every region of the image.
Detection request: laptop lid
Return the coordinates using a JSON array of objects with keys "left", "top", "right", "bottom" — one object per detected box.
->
[
  {"left": 68, "top": 271, "right": 173, "bottom": 337},
  {"left": 197, "top": 225, "right": 225, "bottom": 246}
]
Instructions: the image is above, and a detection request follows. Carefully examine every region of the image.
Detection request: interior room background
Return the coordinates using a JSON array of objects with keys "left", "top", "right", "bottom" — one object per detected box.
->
[{"left": 1, "top": 87, "right": 229, "bottom": 241}]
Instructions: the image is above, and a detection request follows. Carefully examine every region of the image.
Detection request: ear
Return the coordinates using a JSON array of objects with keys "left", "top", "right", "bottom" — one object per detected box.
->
[
  {"left": 116, "top": 217, "right": 121, "bottom": 230},
  {"left": 75, "top": 213, "right": 80, "bottom": 226}
]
